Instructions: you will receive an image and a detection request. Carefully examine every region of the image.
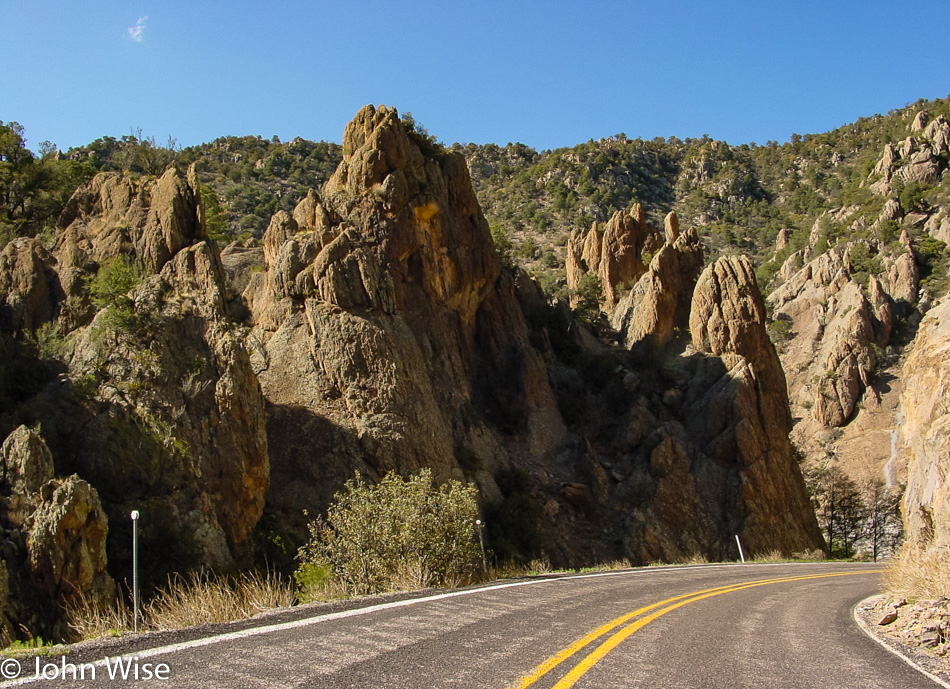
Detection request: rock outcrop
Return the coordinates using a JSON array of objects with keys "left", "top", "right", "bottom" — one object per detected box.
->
[
  {"left": 566, "top": 206, "right": 664, "bottom": 309},
  {"left": 245, "top": 106, "right": 823, "bottom": 565},
  {"left": 897, "top": 297, "right": 950, "bottom": 557},
  {"left": 0, "top": 167, "right": 269, "bottom": 638},
  {"left": 245, "top": 105, "right": 564, "bottom": 539},
  {"left": 610, "top": 217, "right": 704, "bottom": 352},
  {"left": 0, "top": 106, "right": 832, "bottom": 636},
  {"left": 0, "top": 426, "right": 114, "bottom": 640},
  {"left": 868, "top": 115, "right": 950, "bottom": 195},
  {"left": 765, "top": 236, "right": 918, "bottom": 484},
  {"left": 64, "top": 237, "right": 269, "bottom": 572},
  {"left": 686, "top": 256, "right": 822, "bottom": 554}
]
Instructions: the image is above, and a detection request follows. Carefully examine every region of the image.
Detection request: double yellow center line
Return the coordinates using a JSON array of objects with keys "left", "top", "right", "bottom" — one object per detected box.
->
[{"left": 508, "top": 569, "right": 877, "bottom": 689}]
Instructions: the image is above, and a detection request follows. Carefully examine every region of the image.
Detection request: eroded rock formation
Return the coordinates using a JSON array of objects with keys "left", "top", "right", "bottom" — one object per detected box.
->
[
  {"left": 244, "top": 105, "right": 564, "bottom": 538},
  {"left": 687, "top": 256, "right": 822, "bottom": 554},
  {"left": 868, "top": 115, "right": 950, "bottom": 195},
  {"left": 0, "top": 106, "right": 829, "bottom": 637},
  {"left": 610, "top": 216, "right": 704, "bottom": 352},
  {"left": 0, "top": 426, "right": 114, "bottom": 640},
  {"left": 766, "top": 234, "right": 919, "bottom": 484},
  {"left": 245, "top": 106, "right": 822, "bottom": 564},
  {"left": 0, "top": 167, "right": 269, "bottom": 638},
  {"left": 566, "top": 206, "right": 664, "bottom": 309}
]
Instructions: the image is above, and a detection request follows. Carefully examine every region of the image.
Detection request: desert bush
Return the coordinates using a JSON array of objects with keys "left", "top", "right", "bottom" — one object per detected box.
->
[{"left": 296, "top": 469, "right": 482, "bottom": 596}]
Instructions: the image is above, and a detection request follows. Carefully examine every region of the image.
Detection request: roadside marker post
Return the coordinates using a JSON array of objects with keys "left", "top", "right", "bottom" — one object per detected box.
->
[
  {"left": 735, "top": 534, "right": 746, "bottom": 563},
  {"left": 476, "top": 519, "right": 488, "bottom": 573},
  {"left": 131, "top": 510, "right": 140, "bottom": 632}
]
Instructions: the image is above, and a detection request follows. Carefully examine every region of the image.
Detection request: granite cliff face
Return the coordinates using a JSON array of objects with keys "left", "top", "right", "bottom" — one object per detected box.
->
[{"left": 896, "top": 297, "right": 950, "bottom": 560}]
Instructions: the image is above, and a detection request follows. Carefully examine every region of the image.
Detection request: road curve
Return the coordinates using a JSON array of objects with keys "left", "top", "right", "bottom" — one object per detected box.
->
[{"left": 9, "top": 562, "right": 941, "bottom": 688}]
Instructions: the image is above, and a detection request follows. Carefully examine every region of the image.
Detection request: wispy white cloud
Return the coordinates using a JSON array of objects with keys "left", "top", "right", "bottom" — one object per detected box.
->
[{"left": 128, "top": 16, "right": 148, "bottom": 42}]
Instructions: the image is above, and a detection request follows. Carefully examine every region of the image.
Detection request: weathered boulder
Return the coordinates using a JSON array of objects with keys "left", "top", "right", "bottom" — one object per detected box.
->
[
  {"left": 0, "top": 427, "right": 114, "bottom": 639},
  {"left": 26, "top": 475, "right": 114, "bottom": 612}
]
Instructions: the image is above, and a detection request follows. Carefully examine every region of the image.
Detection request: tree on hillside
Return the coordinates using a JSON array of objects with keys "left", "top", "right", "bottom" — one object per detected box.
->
[
  {"left": 198, "top": 184, "right": 230, "bottom": 242},
  {"left": 0, "top": 121, "right": 46, "bottom": 229},
  {"left": 805, "top": 463, "right": 865, "bottom": 558},
  {"left": 860, "top": 478, "right": 903, "bottom": 561},
  {"left": 114, "top": 129, "right": 180, "bottom": 176},
  {"left": 0, "top": 121, "right": 95, "bottom": 243}
]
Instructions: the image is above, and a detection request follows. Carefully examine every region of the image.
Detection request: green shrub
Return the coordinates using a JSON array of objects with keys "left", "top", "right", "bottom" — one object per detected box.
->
[
  {"left": 767, "top": 318, "right": 793, "bottom": 344},
  {"left": 296, "top": 469, "right": 482, "bottom": 596},
  {"left": 86, "top": 255, "right": 143, "bottom": 310},
  {"left": 572, "top": 272, "right": 604, "bottom": 327},
  {"left": 84, "top": 255, "right": 144, "bottom": 339}
]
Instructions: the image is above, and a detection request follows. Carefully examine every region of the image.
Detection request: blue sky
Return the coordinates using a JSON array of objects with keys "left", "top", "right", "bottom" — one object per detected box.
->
[{"left": 3, "top": 1, "right": 949, "bottom": 154}]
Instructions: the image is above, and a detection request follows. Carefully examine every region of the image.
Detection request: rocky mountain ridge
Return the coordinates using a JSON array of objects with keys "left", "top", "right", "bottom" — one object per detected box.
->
[{"left": 0, "top": 106, "right": 824, "bottom": 639}]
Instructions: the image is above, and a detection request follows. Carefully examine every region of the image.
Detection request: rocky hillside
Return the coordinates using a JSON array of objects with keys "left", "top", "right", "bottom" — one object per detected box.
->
[
  {"left": 0, "top": 107, "right": 825, "bottom": 640},
  {"left": 463, "top": 99, "right": 950, "bottom": 488},
  {"left": 0, "top": 167, "right": 268, "bottom": 639}
]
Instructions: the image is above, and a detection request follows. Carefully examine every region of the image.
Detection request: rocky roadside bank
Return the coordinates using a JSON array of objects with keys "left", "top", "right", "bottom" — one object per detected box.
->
[{"left": 855, "top": 594, "right": 950, "bottom": 684}]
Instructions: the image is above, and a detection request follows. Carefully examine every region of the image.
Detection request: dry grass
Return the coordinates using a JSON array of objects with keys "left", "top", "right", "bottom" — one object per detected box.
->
[
  {"left": 883, "top": 546, "right": 950, "bottom": 600},
  {"left": 579, "top": 559, "right": 631, "bottom": 573},
  {"left": 147, "top": 570, "right": 295, "bottom": 630},
  {"left": 66, "top": 591, "right": 135, "bottom": 641},
  {"left": 752, "top": 549, "right": 788, "bottom": 563},
  {"left": 791, "top": 549, "right": 827, "bottom": 562},
  {"left": 67, "top": 570, "right": 295, "bottom": 640}
]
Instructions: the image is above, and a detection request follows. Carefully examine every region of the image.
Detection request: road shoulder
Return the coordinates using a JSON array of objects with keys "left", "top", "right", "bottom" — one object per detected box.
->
[{"left": 854, "top": 594, "right": 950, "bottom": 688}]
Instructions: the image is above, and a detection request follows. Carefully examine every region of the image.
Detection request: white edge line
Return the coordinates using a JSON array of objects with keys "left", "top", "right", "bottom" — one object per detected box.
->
[
  {"left": 852, "top": 595, "right": 950, "bottom": 689},
  {"left": 3, "top": 562, "right": 859, "bottom": 686}
]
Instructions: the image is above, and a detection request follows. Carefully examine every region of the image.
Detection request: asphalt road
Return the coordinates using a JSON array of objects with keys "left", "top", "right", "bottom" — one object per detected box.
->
[{"left": 7, "top": 562, "right": 942, "bottom": 688}]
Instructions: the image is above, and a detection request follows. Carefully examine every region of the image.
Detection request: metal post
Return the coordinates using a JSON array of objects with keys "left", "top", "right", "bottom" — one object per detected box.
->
[
  {"left": 131, "top": 510, "right": 140, "bottom": 632},
  {"left": 735, "top": 534, "right": 746, "bottom": 564},
  {"left": 475, "top": 519, "right": 487, "bottom": 574}
]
